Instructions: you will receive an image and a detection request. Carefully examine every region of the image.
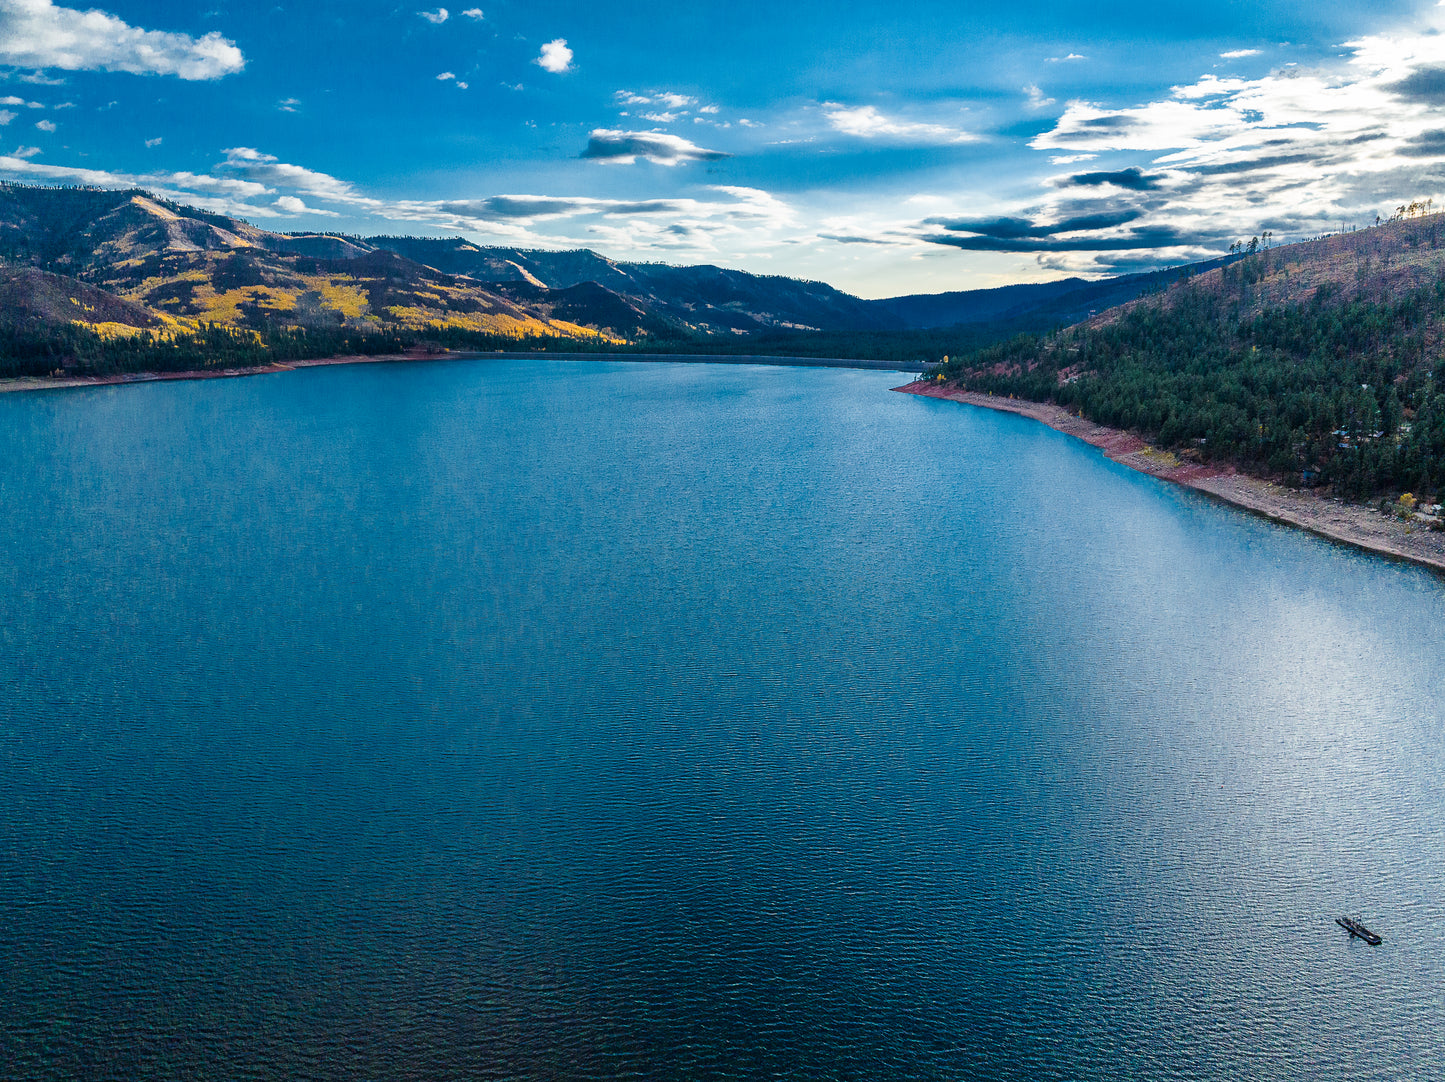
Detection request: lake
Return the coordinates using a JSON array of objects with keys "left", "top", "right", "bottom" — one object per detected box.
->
[{"left": 1, "top": 358, "right": 1442, "bottom": 1079}]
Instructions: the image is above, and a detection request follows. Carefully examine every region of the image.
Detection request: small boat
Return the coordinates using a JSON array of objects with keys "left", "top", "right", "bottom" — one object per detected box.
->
[{"left": 1336, "top": 916, "right": 1382, "bottom": 945}]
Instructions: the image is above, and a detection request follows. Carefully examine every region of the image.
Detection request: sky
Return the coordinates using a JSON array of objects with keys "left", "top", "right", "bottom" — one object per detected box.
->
[{"left": 3, "top": 0, "right": 1445, "bottom": 297}]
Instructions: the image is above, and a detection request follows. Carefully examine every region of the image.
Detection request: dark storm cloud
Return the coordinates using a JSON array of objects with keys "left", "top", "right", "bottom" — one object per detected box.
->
[
  {"left": 922, "top": 226, "right": 1188, "bottom": 253},
  {"left": 1181, "top": 153, "right": 1317, "bottom": 176},
  {"left": 437, "top": 196, "right": 685, "bottom": 219},
  {"left": 1045, "top": 114, "right": 1140, "bottom": 143},
  {"left": 579, "top": 131, "right": 730, "bottom": 164},
  {"left": 1398, "top": 130, "right": 1445, "bottom": 158},
  {"left": 1389, "top": 64, "right": 1445, "bottom": 105},
  {"left": 819, "top": 233, "right": 894, "bottom": 244},
  {"left": 1065, "top": 167, "right": 1163, "bottom": 191},
  {"left": 924, "top": 209, "right": 1143, "bottom": 239}
]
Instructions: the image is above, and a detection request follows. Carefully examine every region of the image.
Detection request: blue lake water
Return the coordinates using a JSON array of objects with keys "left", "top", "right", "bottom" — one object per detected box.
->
[{"left": 1, "top": 358, "right": 1442, "bottom": 1079}]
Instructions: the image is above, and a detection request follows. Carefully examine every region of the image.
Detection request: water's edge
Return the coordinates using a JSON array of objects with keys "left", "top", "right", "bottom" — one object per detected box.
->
[
  {"left": 898, "top": 381, "right": 1445, "bottom": 578},
  {"left": 0, "top": 349, "right": 919, "bottom": 397}
]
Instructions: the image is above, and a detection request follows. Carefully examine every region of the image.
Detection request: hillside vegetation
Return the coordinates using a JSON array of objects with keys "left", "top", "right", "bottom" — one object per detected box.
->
[
  {"left": 931, "top": 215, "right": 1445, "bottom": 499},
  {"left": 0, "top": 185, "right": 631, "bottom": 376},
  {"left": 0, "top": 182, "right": 923, "bottom": 377},
  {"left": 2, "top": 181, "right": 1186, "bottom": 378}
]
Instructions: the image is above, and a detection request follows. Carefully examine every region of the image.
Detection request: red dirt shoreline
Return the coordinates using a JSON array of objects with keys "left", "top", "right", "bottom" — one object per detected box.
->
[{"left": 896, "top": 380, "right": 1445, "bottom": 576}]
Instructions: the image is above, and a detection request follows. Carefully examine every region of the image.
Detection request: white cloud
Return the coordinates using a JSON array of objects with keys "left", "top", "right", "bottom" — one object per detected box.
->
[
  {"left": 580, "top": 128, "right": 728, "bottom": 165},
  {"left": 418, "top": 7, "right": 448, "bottom": 23},
  {"left": 0, "top": 137, "right": 810, "bottom": 262},
  {"left": 277, "top": 97, "right": 299, "bottom": 112},
  {"left": 929, "top": 9, "right": 1445, "bottom": 276},
  {"left": 535, "top": 38, "right": 572, "bottom": 73},
  {"left": 274, "top": 194, "right": 338, "bottom": 216},
  {"left": 456, "top": 80, "right": 468, "bottom": 90},
  {"left": 1024, "top": 84, "right": 1055, "bottom": 109},
  {"left": 823, "top": 103, "right": 974, "bottom": 143},
  {"left": 4, "top": 69, "right": 64, "bottom": 84},
  {"left": 144, "top": 136, "right": 161, "bottom": 147},
  {"left": 461, "top": 7, "right": 483, "bottom": 17},
  {"left": 218, "top": 146, "right": 359, "bottom": 201},
  {"left": 0, "top": 154, "right": 275, "bottom": 219},
  {"left": 0, "top": 109, "right": 12, "bottom": 124},
  {"left": 1169, "top": 74, "right": 1249, "bottom": 101},
  {"left": 0, "top": 94, "right": 40, "bottom": 106},
  {"left": 34, "top": 117, "right": 53, "bottom": 131},
  {"left": 618, "top": 92, "right": 697, "bottom": 120},
  {"left": 1046, "top": 53, "right": 1087, "bottom": 63},
  {"left": 0, "top": 0, "right": 244, "bottom": 80},
  {"left": 1220, "top": 49, "right": 1261, "bottom": 59},
  {"left": 437, "top": 71, "right": 455, "bottom": 80},
  {"left": 151, "top": 169, "right": 269, "bottom": 199}
]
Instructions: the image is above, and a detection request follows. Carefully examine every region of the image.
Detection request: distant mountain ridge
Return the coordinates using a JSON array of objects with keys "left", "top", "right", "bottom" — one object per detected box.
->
[
  {"left": 363, "top": 236, "right": 907, "bottom": 334},
  {"left": 869, "top": 259, "right": 1235, "bottom": 330},
  {"left": 1, "top": 180, "right": 1205, "bottom": 366},
  {"left": 0, "top": 183, "right": 602, "bottom": 343}
]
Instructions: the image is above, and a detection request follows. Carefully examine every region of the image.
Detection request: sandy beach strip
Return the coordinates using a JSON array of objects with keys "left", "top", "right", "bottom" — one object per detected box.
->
[{"left": 896, "top": 380, "right": 1445, "bottom": 576}]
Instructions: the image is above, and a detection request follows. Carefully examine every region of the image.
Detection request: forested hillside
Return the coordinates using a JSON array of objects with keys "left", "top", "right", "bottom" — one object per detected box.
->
[
  {"left": 930, "top": 215, "right": 1445, "bottom": 498},
  {"left": 0, "top": 183, "right": 614, "bottom": 376},
  {"left": 0, "top": 181, "right": 1216, "bottom": 379}
]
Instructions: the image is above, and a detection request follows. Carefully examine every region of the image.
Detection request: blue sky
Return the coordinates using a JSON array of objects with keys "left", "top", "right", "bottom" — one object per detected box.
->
[{"left": 2, "top": 0, "right": 1444, "bottom": 296}]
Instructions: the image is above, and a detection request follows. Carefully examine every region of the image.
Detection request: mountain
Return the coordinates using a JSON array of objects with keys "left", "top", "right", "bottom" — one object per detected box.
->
[
  {"left": 0, "top": 179, "right": 1274, "bottom": 380},
  {"left": 0, "top": 183, "right": 912, "bottom": 353},
  {"left": 364, "top": 236, "right": 905, "bottom": 335},
  {"left": 931, "top": 214, "right": 1445, "bottom": 498},
  {"left": 0, "top": 263, "right": 160, "bottom": 332},
  {"left": 0, "top": 183, "right": 606, "bottom": 345},
  {"left": 867, "top": 258, "right": 1234, "bottom": 330}
]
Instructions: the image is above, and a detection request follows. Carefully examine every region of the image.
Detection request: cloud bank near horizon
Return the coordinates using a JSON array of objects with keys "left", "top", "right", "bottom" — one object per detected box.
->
[{"left": 6, "top": 2, "right": 1445, "bottom": 291}]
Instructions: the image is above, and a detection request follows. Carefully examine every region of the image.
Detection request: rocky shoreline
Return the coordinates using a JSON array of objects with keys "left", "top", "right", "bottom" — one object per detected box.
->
[{"left": 896, "top": 380, "right": 1445, "bottom": 576}]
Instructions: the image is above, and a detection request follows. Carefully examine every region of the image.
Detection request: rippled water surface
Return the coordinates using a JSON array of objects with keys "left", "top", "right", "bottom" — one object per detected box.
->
[{"left": 2, "top": 359, "right": 1443, "bottom": 1079}]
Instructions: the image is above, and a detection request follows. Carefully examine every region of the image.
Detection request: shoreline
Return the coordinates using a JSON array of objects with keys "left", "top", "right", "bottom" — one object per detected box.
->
[
  {"left": 896, "top": 381, "right": 1445, "bottom": 576},
  {"left": 484, "top": 351, "right": 918, "bottom": 371},
  {"left": 0, "top": 349, "right": 917, "bottom": 397},
  {"left": 5, "top": 352, "right": 1441, "bottom": 573},
  {"left": 0, "top": 350, "right": 449, "bottom": 395}
]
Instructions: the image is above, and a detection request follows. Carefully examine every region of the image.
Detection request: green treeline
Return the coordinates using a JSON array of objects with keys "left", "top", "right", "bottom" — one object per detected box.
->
[
  {"left": 930, "top": 267, "right": 1445, "bottom": 498},
  {"left": 619, "top": 323, "right": 1026, "bottom": 363},
  {"left": 0, "top": 322, "right": 406, "bottom": 378},
  {"left": 0, "top": 321, "right": 614, "bottom": 380}
]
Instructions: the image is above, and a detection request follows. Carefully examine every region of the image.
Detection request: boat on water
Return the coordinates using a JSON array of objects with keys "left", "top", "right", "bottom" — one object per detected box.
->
[{"left": 1336, "top": 916, "right": 1382, "bottom": 945}]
